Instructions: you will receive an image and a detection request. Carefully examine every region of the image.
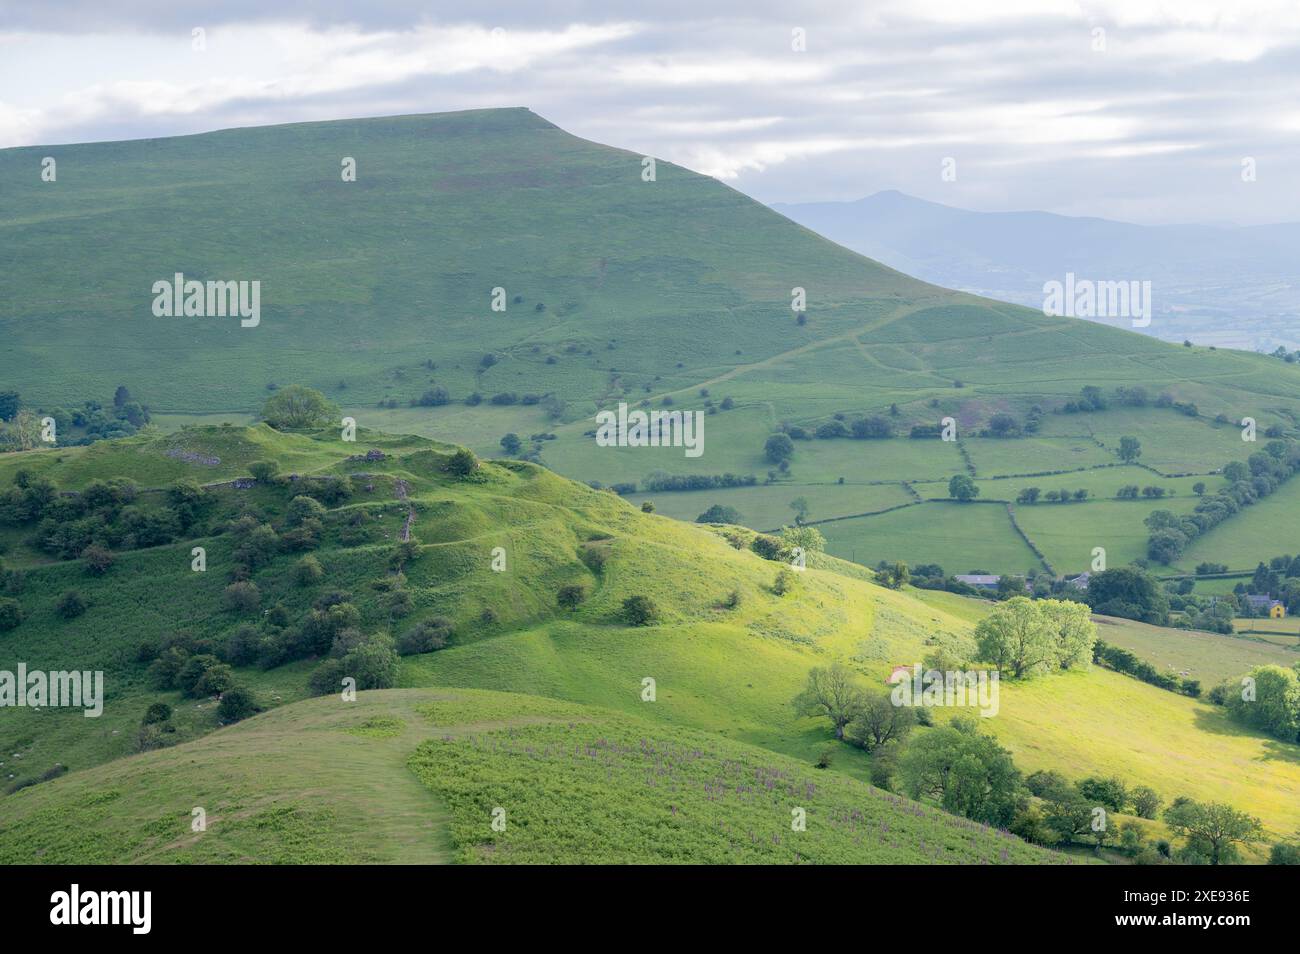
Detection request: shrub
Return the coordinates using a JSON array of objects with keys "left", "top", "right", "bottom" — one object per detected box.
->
[
  {"left": 142, "top": 702, "right": 173, "bottom": 725},
  {"left": 176, "top": 654, "right": 223, "bottom": 697},
  {"left": 294, "top": 554, "right": 325, "bottom": 586},
  {"left": 223, "top": 624, "right": 262, "bottom": 666},
  {"left": 55, "top": 590, "right": 87, "bottom": 619},
  {"left": 397, "top": 618, "right": 452, "bottom": 656},
  {"left": 218, "top": 686, "right": 258, "bottom": 722},
  {"left": 261, "top": 385, "right": 338, "bottom": 429},
  {"left": 622, "top": 595, "right": 660, "bottom": 626},
  {"left": 249, "top": 460, "right": 279, "bottom": 482},
  {"left": 195, "top": 662, "right": 235, "bottom": 697},
  {"left": 80, "top": 543, "right": 115, "bottom": 575},
  {"left": 224, "top": 581, "right": 261, "bottom": 613},
  {"left": 286, "top": 495, "right": 327, "bottom": 526}
]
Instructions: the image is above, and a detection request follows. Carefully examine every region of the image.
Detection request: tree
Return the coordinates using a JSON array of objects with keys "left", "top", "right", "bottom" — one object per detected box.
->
[
  {"left": 1164, "top": 799, "right": 1263, "bottom": 865},
  {"left": 557, "top": 583, "right": 587, "bottom": 609},
  {"left": 446, "top": 448, "right": 479, "bottom": 478},
  {"left": 696, "top": 504, "right": 743, "bottom": 524},
  {"left": 896, "top": 715, "right": 1023, "bottom": 826},
  {"left": 500, "top": 433, "right": 522, "bottom": 456},
  {"left": 780, "top": 524, "right": 825, "bottom": 554},
  {"left": 792, "top": 663, "right": 864, "bottom": 740},
  {"left": 1017, "top": 487, "right": 1041, "bottom": 504},
  {"left": 1085, "top": 566, "right": 1170, "bottom": 625},
  {"left": 1038, "top": 598, "right": 1096, "bottom": 669},
  {"left": 338, "top": 635, "right": 400, "bottom": 690},
  {"left": 789, "top": 496, "right": 811, "bottom": 524},
  {"left": 847, "top": 690, "right": 916, "bottom": 751},
  {"left": 1078, "top": 776, "right": 1129, "bottom": 813},
  {"left": 1118, "top": 436, "right": 1142, "bottom": 463},
  {"left": 948, "top": 474, "right": 979, "bottom": 501},
  {"left": 260, "top": 385, "right": 337, "bottom": 430},
  {"left": 1225, "top": 665, "right": 1300, "bottom": 741},
  {"left": 113, "top": 385, "right": 132, "bottom": 409},
  {"left": 987, "top": 413, "right": 1019, "bottom": 437},
  {"left": 974, "top": 597, "right": 1055, "bottom": 678},
  {"left": 875, "top": 560, "right": 909, "bottom": 590},
  {"left": 765, "top": 433, "right": 794, "bottom": 465},
  {"left": 622, "top": 595, "right": 659, "bottom": 626},
  {"left": 1132, "top": 786, "right": 1162, "bottom": 820}
]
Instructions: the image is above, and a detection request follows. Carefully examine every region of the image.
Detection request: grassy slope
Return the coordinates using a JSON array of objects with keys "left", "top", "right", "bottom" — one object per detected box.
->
[
  {"left": 0, "top": 686, "right": 1067, "bottom": 865},
  {"left": 3, "top": 425, "right": 1300, "bottom": 860},
  {"left": 5, "top": 108, "right": 1300, "bottom": 572}
]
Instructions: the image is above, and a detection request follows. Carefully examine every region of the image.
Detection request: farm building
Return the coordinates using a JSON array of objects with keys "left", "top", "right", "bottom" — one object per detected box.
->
[
  {"left": 954, "top": 574, "right": 1001, "bottom": 591},
  {"left": 1243, "top": 594, "right": 1285, "bottom": 618}
]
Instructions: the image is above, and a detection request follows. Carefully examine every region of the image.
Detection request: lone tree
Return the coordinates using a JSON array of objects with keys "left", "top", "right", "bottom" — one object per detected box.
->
[
  {"left": 261, "top": 385, "right": 337, "bottom": 430},
  {"left": 765, "top": 433, "right": 795, "bottom": 465},
  {"left": 1164, "top": 798, "right": 1263, "bottom": 865},
  {"left": 792, "top": 663, "right": 863, "bottom": 740},
  {"left": 948, "top": 474, "right": 979, "bottom": 501},
  {"left": 847, "top": 690, "right": 916, "bottom": 752},
  {"left": 446, "top": 448, "right": 479, "bottom": 478},
  {"left": 1118, "top": 436, "right": 1142, "bottom": 463},
  {"left": 499, "top": 433, "right": 522, "bottom": 456}
]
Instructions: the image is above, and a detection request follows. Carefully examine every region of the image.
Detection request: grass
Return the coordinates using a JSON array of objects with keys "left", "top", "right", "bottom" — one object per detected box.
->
[
  {"left": 1095, "top": 614, "right": 1298, "bottom": 685},
  {"left": 817, "top": 501, "right": 1043, "bottom": 574},
  {"left": 408, "top": 692, "right": 1065, "bottom": 865}
]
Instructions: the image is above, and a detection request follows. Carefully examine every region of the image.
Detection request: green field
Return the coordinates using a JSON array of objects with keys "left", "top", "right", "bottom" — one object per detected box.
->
[{"left": 818, "top": 501, "right": 1044, "bottom": 574}]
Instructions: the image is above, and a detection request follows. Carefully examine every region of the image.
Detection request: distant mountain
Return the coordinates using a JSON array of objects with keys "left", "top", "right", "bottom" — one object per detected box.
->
[{"left": 772, "top": 191, "right": 1300, "bottom": 351}]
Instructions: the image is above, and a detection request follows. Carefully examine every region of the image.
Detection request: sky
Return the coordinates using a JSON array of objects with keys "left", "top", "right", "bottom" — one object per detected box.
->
[{"left": 1, "top": 0, "right": 1297, "bottom": 225}]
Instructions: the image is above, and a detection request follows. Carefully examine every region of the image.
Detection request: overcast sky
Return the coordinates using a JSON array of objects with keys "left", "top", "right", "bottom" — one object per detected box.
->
[{"left": 2, "top": 0, "right": 1297, "bottom": 225}]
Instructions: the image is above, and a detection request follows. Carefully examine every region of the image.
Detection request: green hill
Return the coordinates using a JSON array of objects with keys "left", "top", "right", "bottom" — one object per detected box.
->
[
  {"left": 0, "top": 687, "right": 1063, "bottom": 865},
  {"left": 3, "top": 424, "right": 1300, "bottom": 862},
  {"left": 6, "top": 108, "right": 1300, "bottom": 573}
]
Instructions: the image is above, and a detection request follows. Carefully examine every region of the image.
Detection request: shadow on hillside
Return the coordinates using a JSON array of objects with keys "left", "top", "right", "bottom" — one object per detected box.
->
[{"left": 1191, "top": 706, "right": 1300, "bottom": 764}]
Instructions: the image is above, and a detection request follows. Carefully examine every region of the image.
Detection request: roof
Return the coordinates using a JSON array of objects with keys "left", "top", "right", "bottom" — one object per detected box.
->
[
  {"left": 955, "top": 574, "right": 1001, "bottom": 585},
  {"left": 1244, "top": 594, "right": 1282, "bottom": 608}
]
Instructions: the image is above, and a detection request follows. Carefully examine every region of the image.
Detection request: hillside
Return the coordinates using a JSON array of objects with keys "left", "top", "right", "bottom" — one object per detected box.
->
[
  {"left": 3, "top": 424, "right": 1300, "bottom": 862},
  {"left": 0, "top": 687, "right": 1062, "bottom": 865},
  {"left": 6, "top": 109, "right": 1300, "bottom": 574}
]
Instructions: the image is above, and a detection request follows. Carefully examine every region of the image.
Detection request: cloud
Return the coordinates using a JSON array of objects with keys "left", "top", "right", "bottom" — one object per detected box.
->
[{"left": 0, "top": 3, "right": 1297, "bottom": 224}]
